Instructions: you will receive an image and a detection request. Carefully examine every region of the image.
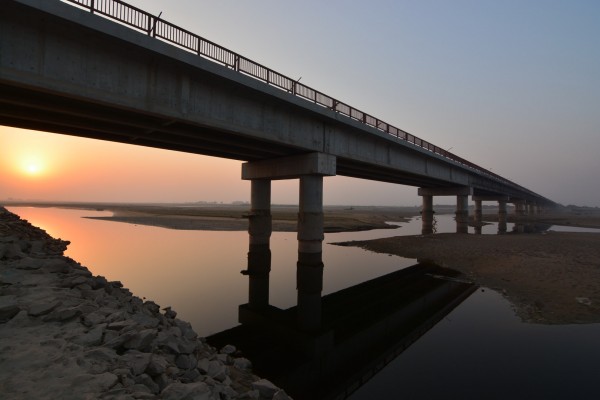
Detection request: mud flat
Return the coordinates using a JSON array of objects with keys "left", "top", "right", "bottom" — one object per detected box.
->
[
  {"left": 335, "top": 230, "right": 600, "bottom": 324},
  {"left": 1, "top": 201, "right": 417, "bottom": 232},
  {"left": 0, "top": 207, "right": 291, "bottom": 400}
]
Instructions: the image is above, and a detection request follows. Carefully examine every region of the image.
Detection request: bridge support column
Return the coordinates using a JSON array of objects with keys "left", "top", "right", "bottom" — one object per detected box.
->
[
  {"left": 297, "top": 175, "right": 325, "bottom": 332},
  {"left": 527, "top": 202, "right": 535, "bottom": 217},
  {"left": 242, "top": 152, "right": 336, "bottom": 331},
  {"left": 472, "top": 195, "right": 510, "bottom": 234},
  {"left": 246, "top": 180, "right": 272, "bottom": 309},
  {"left": 513, "top": 200, "right": 526, "bottom": 217},
  {"left": 473, "top": 199, "right": 483, "bottom": 234},
  {"left": 419, "top": 187, "right": 473, "bottom": 234},
  {"left": 421, "top": 195, "right": 434, "bottom": 235},
  {"left": 498, "top": 200, "right": 508, "bottom": 234},
  {"left": 456, "top": 195, "right": 469, "bottom": 233}
]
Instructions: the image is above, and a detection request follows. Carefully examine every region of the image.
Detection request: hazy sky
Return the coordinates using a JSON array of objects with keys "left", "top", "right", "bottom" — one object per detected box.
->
[{"left": 1, "top": 0, "right": 599, "bottom": 206}]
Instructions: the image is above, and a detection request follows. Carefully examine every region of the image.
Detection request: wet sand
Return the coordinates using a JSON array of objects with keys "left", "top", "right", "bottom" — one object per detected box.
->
[
  {"left": 335, "top": 230, "right": 600, "bottom": 324},
  {"left": 2, "top": 202, "right": 417, "bottom": 232}
]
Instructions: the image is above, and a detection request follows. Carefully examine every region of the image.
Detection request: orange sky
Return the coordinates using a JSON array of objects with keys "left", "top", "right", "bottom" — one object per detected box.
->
[{"left": 0, "top": 126, "right": 418, "bottom": 205}]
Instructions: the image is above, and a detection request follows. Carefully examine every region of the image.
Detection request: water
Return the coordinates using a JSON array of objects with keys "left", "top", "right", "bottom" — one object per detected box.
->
[{"left": 7, "top": 207, "right": 600, "bottom": 399}]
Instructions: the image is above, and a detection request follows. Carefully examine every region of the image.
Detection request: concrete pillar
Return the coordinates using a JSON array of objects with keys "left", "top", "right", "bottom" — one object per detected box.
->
[
  {"left": 246, "top": 180, "right": 272, "bottom": 309},
  {"left": 473, "top": 199, "right": 483, "bottom": 234},
  {"left": 498, "top": 200, "right": 507, "bottom": 234},
  {"left": 421, "top": 195, "right": 434, "bottom": 235},
  {"left": 297, "top": 175, "right": 324, "bottom": 332},
  {"left": 242, "top": 152, "right": 336, "bottom": 332},
  {"left": 513, "top": 201, "right": 525, "bottom": 218},
  {"left": 419, "top": 186, "right": 472, "bottom": 234},
  {"left": 456, "top": 195, "right": 469, "bottom": 233}
]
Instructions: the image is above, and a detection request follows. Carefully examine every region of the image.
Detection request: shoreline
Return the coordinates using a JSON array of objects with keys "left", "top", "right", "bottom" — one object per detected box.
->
[
  {"left": 0, "top": 207, "right": 291, "bottom": 399},
  {"left": 3, "top": 202, "right": 421, "bottom": 233},
  {"left": 334, "top": 231, "right": 600, "bottom": 325}
]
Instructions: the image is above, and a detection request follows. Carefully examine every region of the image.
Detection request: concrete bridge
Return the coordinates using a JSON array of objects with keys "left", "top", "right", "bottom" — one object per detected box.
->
[{"left": 1, "top": 0, "right": 555, "bottom": 329}]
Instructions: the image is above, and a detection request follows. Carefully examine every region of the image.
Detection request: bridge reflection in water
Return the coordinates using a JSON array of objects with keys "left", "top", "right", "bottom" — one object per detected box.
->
[{"left": 208, "top": 245, "right": 476, "bottom": 400}]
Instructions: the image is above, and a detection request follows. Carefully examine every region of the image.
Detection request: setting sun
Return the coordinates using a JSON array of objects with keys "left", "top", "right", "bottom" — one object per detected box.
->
[{"left": 25, "top": 162, "right": 42, "bottom": 175}]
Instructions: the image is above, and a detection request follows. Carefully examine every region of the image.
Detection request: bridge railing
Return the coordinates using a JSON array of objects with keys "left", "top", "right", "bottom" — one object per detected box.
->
[{"left": 61, "top": 0, "right": 528, "bottom": 190}]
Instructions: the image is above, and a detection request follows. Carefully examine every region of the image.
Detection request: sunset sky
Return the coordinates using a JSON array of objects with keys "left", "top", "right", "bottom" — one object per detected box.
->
[{"left": 1, "top": 0, "right": 599, "bottom": 206}]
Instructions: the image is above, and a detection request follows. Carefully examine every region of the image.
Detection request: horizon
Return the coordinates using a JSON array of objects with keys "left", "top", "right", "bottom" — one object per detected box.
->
[{"left": 2, "top": 0, "right": 599, "bottom": 207}]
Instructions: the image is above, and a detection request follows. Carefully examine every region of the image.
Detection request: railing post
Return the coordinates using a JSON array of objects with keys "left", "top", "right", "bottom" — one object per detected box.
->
[{"left": 90, "top": 0, "right": 95, "bottom": 14}]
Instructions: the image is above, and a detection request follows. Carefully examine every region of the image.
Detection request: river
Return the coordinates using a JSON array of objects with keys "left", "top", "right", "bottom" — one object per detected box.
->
[{"left": 7, "top": 206, "right": 600, "bottom": 400}]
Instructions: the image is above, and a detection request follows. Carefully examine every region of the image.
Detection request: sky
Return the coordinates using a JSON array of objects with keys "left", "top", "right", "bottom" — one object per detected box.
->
[{"left": 1, "top": 0, "right": 599, "bottom": 206}]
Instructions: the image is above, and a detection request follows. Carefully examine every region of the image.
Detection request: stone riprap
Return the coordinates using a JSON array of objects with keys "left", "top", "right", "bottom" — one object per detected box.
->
[{"left": 0, "top": 207, "right": 291, "bottom": 400}]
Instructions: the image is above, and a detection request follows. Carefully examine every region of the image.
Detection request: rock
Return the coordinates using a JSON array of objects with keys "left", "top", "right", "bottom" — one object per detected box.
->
[
  {"left": 207, "top": 360, "right": 228, "bottom": 382},
  {"left": 28, "top": 300, "right": 62, "bottom": 317},
  {"left": 177, "top": 338, "right": 198, "bottom": 355},
  {"left": 82, "top": 311, "right": 107, "bottom": 328},
  {"left": 131, "top": 312, "right": 160, "bottom": 328},
  {"left": 160, "top": 382, "right": 212, "bottom": 400},
  {"left": 233, "top": 357, "right": 252, "bottom": 371},
  {"left": 0, "top": 304, "right": 20, "bottom": 322},
  {"left": 142, "top": 300, "right": 160, "bottom": 315},
  {"left": 124, "top": 328, "right": 157, "bottom": 351},
  {"left": 174, "top": 318, "right": 198, "bottom": 340},
  {"left": 163, "top": 306, "right": 177, "bottom": 319},
  {"left": 197, "top": 358, "right": 210, "bottom": 374},
  {"left": 180, "top": 368, "right": 201, "bottom": 383},
  {"left": 252, "top": 379, "right": 279, "bottom": 399},
  {"left": 43, "top": 259, "right": 71, "bottom": 273},
  {"left": 42, "top": 306, "right": 82, "bottom": 322},
  {"left": 103, "top": 331, "right": 136, "bottom": 349},
  {"left": 154, "top": 373, "right": 173, "bottom": 392},
  {"left": 273, "top": 390, "right": 293, "bottom": 400},
  {"left": 216, "top": 353, "right": 229, "bottom": 364},
  {"left": 122, "top": 350, "right": 151, "bottom": 376},
  {"left": 146, "top": 354, "right": 168, "bottom": 376},
  {"left": 211, "top": 382, "right": 240, "bottom": 400},
  {"left": 134, "top": 373, "right": 159, "bottom": 394},
  {"left": 220, "top": 344, "right": 236, "bottom": 355},
  {"left": 175, "top": 353, "right": 198, "bottom": 370},
  {"left": 107, "top": 319, "right": 138, "bottom": 331},
  {"left": 84, "top": 347, "right": 119, "bottom": 364},
  {"left": 74, "top": 324, "right": 105, "bottom": 346},
  {"left": 70, "top": 372, "right": 119, "bottom": 393}
]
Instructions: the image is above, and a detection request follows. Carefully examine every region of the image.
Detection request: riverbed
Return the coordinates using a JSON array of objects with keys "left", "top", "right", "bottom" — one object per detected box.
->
[{"left": 6, "top": 206, "right": 600, "bottom": 399}]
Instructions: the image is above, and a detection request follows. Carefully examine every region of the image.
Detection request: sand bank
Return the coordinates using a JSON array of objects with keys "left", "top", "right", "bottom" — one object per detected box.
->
[{"left": 335, "top": 231, "right": 600, "bottom": 324}]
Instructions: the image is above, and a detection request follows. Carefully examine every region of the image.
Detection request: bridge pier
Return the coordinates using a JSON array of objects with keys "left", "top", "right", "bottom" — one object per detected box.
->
[
  {"left": 472, "top": 195, "right": 510, "bottom": 234},
  {"left": 246, "top": 180, "right": 272, "bottom": 310},
  {"left": 418, "top": 187, "right": 473, "bottom": 234},
  {"left": 421, "top": 195, "right": 434, "bottom": 234},
  {"left": 242, "top": 152, "right": 336, "bottom": 331},
  {"left": 473, "top": 199, "right": 483, "bottom": 234},
  {"left": 498, "top": 199, "right": 508, "bottom": 234}
]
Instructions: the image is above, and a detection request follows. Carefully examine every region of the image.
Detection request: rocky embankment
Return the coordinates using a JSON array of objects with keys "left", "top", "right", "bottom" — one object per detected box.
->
[{"left": 0, "top": 207, "right": 291, "bottom": 399}]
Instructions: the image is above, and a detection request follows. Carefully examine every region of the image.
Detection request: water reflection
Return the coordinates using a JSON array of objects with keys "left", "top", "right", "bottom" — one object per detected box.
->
[
  {"left": 6, "top": 207, "right": 417, "bottom": 335},
  {"left": 209, "top": 261, "right": 476, "bottom": 400}
]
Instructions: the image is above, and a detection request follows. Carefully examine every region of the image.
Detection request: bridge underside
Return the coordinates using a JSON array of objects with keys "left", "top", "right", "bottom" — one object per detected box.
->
[
  {"left": 0, "top": 0, "right": 555, "bottom": 206},
  {"left": 0, "top": 82, "right": 466, "bottom": 190}
]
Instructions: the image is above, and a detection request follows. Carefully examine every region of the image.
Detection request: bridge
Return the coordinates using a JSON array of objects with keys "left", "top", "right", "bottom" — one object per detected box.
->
[{"left": 1, "top": 0, "right": 555, "bottom": 330}]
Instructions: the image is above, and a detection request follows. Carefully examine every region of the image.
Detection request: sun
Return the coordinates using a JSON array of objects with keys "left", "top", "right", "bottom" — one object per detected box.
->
[
  {"left": 26, "top": 163, "right": 41, "bottom": 174},
  {"left": 20, "top": 159, "right": 46, "bottom": 177}
]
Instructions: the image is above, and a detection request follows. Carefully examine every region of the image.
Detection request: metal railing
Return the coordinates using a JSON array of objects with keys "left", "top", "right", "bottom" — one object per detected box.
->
[{"left": 61, "top": 0, "right": 525, "bottom": 190}]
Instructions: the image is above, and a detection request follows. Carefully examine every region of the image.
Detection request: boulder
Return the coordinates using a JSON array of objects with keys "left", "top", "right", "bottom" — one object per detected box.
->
[
  {"left": 74, "top": 324, "right": 105, "bottom": 346},
  {"left": 121, "top": 350, "right": 151, "bottom": 376},
  {"left": 160, "top": 382, "right": 212, "bottom": 400},
  {"left": 252, "top": 379, "right": 279, "bottom": 399},
  {"left": 0, "top": 303, "right": 20, "bottom": 322}
]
